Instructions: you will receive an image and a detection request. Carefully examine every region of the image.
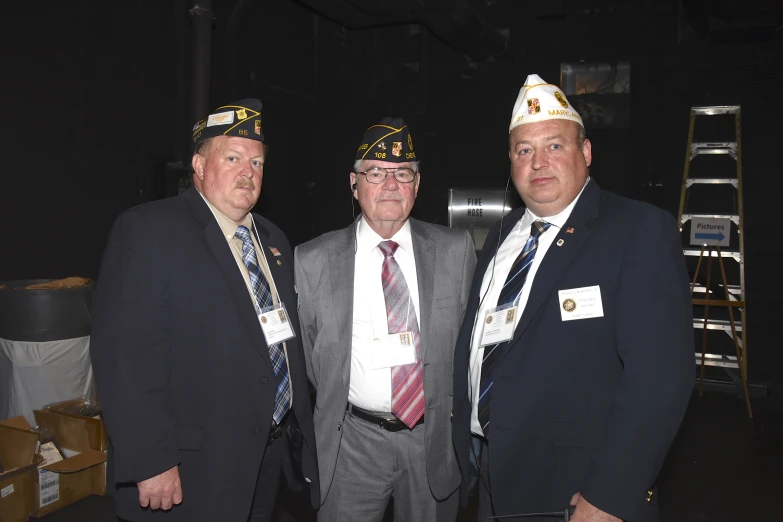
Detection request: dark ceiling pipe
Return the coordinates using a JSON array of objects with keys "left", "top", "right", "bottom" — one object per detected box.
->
[
  {"left": 190, "top": 1, "right": 213, "bottom": 127},
  {"left": 295, "top": 0, "right": 507, "bottom": 61}
]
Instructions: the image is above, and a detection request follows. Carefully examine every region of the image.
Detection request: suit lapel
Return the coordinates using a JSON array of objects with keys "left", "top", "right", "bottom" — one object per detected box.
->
[
  {"left": 509, "top": 181, "right": 602, "bottom": 346},
  {"left": 328, "top": 224, "right": 357, "bottom": 388},
  {"left": 184, "top": 188, "right": 273, "bottom": 371},
  {"left": 252, "top": 218, "right": 294, "bottom": 315},
  {"left": 410, "top": 219, "right": 435, "bottom": 360}
]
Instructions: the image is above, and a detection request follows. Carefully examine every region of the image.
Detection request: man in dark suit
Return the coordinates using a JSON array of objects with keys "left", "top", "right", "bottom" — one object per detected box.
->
[
  {"left": 90, "top": 99, "right": 319, "bottom": 521},
  {"left": 452, "top": 75, "right": 694, "bottom": 522},
  {"left": 295, "top": 118, "right": 476, "bottom": 521}
]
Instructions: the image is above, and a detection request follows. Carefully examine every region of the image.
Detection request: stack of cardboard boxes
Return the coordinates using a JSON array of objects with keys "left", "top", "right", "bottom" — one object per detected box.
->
[{"left": 0, "top": 398, "right": 107, "bottom": 521}]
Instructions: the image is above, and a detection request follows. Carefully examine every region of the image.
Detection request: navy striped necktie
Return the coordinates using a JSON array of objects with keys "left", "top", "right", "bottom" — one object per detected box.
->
[
  {"left": 478, "top": 219, "right": 551, "bottom": 434},
  {"left": 235, "top": 225, "right": 291, "bottom": 425}
]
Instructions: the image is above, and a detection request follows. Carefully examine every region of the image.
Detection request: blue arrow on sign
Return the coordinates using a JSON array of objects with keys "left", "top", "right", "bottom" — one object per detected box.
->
[{"left": 695, "top": 231, "right": 726, "bottom": 242}]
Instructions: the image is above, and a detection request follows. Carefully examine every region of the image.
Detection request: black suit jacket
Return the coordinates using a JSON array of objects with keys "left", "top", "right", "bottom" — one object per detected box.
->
[
  {"left": 452, "top": 181, "right": 694, "bottom": 522},
  {"left": 90, "top": 188, "right": 319, "bottom": 521}
]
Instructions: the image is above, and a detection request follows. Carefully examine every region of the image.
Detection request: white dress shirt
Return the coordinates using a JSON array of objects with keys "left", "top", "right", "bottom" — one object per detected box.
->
[
  {"left": 468, "top": 179, "right": 590, "bottom": 436},
  {"left": 349, "top": 217, "right": 421, "bottom": 413}
]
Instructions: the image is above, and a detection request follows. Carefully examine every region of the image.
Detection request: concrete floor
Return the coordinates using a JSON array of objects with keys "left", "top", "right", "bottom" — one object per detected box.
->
[{"left": 36, "top": 389, "right": 783, "bottom": 522}]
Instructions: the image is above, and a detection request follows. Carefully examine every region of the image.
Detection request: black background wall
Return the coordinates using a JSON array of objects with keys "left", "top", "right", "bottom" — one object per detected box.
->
[{"left": 1, "top": 0, "right": 781, "bottom": 383}]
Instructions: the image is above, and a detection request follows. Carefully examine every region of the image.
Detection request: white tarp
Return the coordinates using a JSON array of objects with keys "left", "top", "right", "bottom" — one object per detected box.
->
[{"left": 0, "top": 336, "right": 94, "bottom": 425}]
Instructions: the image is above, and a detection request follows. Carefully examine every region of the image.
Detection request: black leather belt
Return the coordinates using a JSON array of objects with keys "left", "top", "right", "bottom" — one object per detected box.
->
[{"left": 346, "top": 403, "right": 423, "bottom": 432}]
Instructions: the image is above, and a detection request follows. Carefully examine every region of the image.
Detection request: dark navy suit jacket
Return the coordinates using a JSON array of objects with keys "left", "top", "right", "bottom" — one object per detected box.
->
[
  {"left": 453, "top": 181, "right": 694, "bottom": 522},
  {"left": 91, "top": 188, "right": 319, "bottom": 521}
]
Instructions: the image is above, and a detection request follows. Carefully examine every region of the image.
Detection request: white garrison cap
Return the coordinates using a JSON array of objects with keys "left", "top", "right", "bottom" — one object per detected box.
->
[{"left": 509, "top": 74, "right": 583, "bottom": 132}]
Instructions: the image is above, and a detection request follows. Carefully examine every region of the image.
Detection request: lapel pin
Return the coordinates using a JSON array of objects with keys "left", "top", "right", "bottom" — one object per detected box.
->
[
  {"left": 566, "top": 227, "right": 574, "bottom": 234},
  {"left": 556, "top": 239, "right": 565, "bottom": 247},
  {"left": 269, "top": 247, "right": 282, "bottom": 256},
  {"left": 276, "top": 260, "right": 282, "bottom": 266}
]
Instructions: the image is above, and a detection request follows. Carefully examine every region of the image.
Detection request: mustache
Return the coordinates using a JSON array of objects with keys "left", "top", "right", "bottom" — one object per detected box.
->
[
  {"left": 236, "top": 179, "right": 256, "bottom": 190},
  {"left": 374, "top": 191, "right": 404, "bottom": 203}
]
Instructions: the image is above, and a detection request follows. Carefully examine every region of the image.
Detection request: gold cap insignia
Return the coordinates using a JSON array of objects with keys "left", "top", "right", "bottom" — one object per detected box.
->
[
  {"left": 236, "top": 108, "right": 248, "bottom": 120},
  {"left": 554, "top": 91, "right": 569, "bottom": 108},
  {"left": 527, "top": 98, "right": 540, "bottom": 114}
]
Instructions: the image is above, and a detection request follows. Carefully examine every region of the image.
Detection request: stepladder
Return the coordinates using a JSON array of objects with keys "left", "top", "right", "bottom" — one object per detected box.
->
[{"left": 677, "top": 105, "right": 752, "bottom": 418}]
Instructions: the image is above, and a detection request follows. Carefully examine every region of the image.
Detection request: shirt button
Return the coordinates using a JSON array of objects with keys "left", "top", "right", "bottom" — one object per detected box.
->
[
  {"left": 253, "top": 427, "right": 261, "bottom": 435},
  {"left": 261, "top": 377, "right": 269, "bottom": 384}
]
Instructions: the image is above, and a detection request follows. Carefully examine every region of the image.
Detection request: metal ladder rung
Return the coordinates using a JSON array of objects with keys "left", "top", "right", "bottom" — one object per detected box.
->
[
  {"left": 682, "top": 249, "right": 741, "bottom": 261},
  {"left": 690, "top": 142, "right": 737, "bottom": 159},
  {"left": 681, "top": 213, "right": 739, "bottom": 225},
  {"left": 685, "top": 178, "right": 739, "bottom": 188},
  {"left": 695, "top": 352, "right": 740, "bottom": 369},
  {"left": 691, "top": 285, "right": 741, "bottom": 296},
  {"left": 691, "top": 106, "right": 741, "bottom": 116},
  {"left": 692, "top": 318, "right": 743, "bottom": 332}
]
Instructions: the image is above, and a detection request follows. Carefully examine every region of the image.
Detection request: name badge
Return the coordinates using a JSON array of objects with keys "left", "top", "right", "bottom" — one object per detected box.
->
[
  {"left": 479, "top": 305, "right": 517, "bottom": 346},
  {"left": 558, "top": 285, "right": 604, "bottom": 321},
  {"left": 258, "top": 304, "right": 296, "bottom": 345},
  {"left": 371, "top": 332, "right": 416, "bottom": 369}
]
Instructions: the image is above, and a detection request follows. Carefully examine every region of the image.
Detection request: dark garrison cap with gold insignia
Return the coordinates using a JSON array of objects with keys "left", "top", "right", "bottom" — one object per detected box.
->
[
  {"left": 355, "top": 117, "right": 416, "bottom": 163},
  {"left": 191, "top": 98, "right": 264, "bottom": 148}
]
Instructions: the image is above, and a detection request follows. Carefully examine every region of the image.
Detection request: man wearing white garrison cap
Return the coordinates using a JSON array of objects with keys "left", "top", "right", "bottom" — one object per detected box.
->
[{"left": 452, "top": 74, "right": 694, "bottom": 521}]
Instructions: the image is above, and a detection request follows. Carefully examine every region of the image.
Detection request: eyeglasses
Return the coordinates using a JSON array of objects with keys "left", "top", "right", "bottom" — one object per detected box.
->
[{"left": 356, "top": 167, "right": 417, "bottom": 184}]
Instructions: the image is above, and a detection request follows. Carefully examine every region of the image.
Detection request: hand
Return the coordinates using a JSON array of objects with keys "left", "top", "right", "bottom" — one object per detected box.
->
[
  {"left": 569, "top": 492, "right": 622, "bottom": 522},
  {"left": 138, "top": 465, "right": 183, "bottom": 510}
]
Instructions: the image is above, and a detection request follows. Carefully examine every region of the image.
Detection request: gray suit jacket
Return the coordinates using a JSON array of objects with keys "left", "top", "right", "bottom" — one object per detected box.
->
[{"left": 294, "top": 217, "right": 476, "bottom": 505}]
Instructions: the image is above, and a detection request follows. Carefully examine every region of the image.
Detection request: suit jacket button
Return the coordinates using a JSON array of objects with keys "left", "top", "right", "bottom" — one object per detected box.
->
[
  {"left": 253, "top": 427, "right": 261, "bottom": 435},
  {"left": 261, "top": 377, "right": 269, "bottom": 384}
]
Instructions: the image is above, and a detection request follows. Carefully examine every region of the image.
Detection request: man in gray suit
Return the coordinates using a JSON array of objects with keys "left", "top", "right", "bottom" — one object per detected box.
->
[{"left": 294, "top": 117, "right": 476, "bottom": 521}]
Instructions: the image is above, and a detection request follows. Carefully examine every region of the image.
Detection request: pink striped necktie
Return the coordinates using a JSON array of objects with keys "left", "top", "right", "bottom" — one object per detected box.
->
[{"left": 378, "top": 240, "right": 425, "bottom": 429}]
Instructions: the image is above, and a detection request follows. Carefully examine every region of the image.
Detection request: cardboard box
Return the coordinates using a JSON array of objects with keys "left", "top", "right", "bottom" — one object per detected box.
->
[
  {"left": 0, "top": 418, "right": 39, "bottom": 522},
  {"left": 41, "top": 397, "right": 108, "bottom": 451},
  {"left": 30, "top": 410, "right": 107, "bottom": 518},
  {"left": 0, "top": 414, "right": 107, "bottom": 519},
  {"left": 0, "top": 463, "right": 37, "bottom": 522}
]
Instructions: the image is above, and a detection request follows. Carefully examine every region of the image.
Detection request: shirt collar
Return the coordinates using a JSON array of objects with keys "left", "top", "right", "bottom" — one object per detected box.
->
[
  {"left": 356, "top": 217, "right": 414, "bottom": 256},
  {"left": 197, "top": 189, "right": 253, "bottom": 240}
]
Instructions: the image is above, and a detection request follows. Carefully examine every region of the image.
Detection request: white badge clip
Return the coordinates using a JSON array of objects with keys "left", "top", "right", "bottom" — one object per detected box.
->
[
  {"left": 370, "top": 332, "right": 416, "bottom": 369},
  {"left": 479, "top": 304, "right": 517, "bottom": 346},
  {"left": 258, "top": 303, "right": 296, "bottom": 345}
]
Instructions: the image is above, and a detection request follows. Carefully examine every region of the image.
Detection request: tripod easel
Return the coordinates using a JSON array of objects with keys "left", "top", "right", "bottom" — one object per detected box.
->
[{"left": 690, "top": 244, "right": 752, "bottom": 418}]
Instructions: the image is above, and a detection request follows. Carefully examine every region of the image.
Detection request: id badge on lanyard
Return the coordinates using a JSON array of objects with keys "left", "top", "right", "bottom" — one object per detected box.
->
[
  {"left": 479, "top": 303, "right": 517, "bottom": 346},
  {"left": 370, "top": 293, "right": 416, "bottom": 369}
]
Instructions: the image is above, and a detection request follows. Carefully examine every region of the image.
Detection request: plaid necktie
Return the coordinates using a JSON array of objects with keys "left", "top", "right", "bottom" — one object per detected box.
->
[
  {"left": 378, "top": 240, "right": 425, "bottom": 429},
  {"left": 235, "top": 225, "right": 291, "bottom": 425},
  {"left": 478, "top": 220, "right": 551, "bottom": 434}
]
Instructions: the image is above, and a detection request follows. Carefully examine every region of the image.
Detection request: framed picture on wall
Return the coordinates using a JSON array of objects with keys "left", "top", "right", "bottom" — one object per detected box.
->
[{"left": 560, "top": 62, "right": 630, "bottom": 129}]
